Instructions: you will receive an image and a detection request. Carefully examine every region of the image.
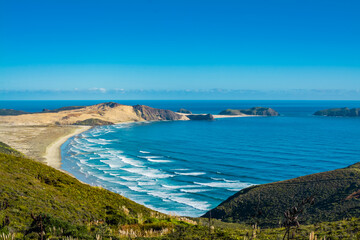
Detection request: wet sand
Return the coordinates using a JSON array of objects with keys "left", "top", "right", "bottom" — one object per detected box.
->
[{"left": 0, "top": 125, "right": 90, "bottom": 168}]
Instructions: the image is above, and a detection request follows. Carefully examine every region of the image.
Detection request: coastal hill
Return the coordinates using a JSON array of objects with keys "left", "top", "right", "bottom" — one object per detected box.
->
[
  {"left": 314, "top": 107, "right": 360, "bottom": 117},
  {"left": 0, "top": 102, "right": 189, "bottom": 126},
  {"left": 0, "top": 141, "right": 197, "bottom": 239},
  {"left": 2, "top": 142, "right": 360, "bottom": 238},
  {"left": 219, "top": 107, "right": 279, "bottom": 116},
  {"left": 203, "top": 163, "right": 360, "bottom": 227}
]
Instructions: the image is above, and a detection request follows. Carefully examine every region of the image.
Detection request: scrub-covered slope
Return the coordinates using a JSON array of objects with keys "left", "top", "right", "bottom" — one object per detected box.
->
[
  {"left": 204, "top": 163, "right": 360, "bottom": 227},
  {"left": 0, "top": 142, "right": 173, "bottom": 238}
]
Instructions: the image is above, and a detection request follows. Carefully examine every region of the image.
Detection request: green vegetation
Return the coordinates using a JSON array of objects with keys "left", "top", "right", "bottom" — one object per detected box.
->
[
  {"left": 204, "top": 162, "right": 360, "bottom": 227},
  {"left": 1, "top": 142, "right": 360, "bottom": 239},
  {"left": 0, "top": 143, "right": 194, "bottom": 239},
  {"left": 73, "top": 118, "right": 114, "bottom": 126},
  {"left": 0, "top": 109, "right": 29, "bottom": 116},
  {"left": 0, "top": 142, "right": 23, "bottom": 157},
  {"left": 164, "top": 217, "right": 360, "bottom": 239},
  {"left": 314, "top": 107, "right": 360, "bottom": 117},
  {"left": 219, "top": 107, "right": 279, "bottom": 116}
]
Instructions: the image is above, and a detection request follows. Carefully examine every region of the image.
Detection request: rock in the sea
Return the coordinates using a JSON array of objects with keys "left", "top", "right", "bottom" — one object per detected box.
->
[
  {"left": 219, "top": 107, "right": 279, "bottom": 116},
  {"left": 314, "top": 107, "right": 360, "bottom": 117},
  {"left": 133, "top": 105, "right": 184, "bottom": 121},
  {"left": 187, "top": 114, "right": 214, "bottom": 120},
  {"left": 177, "top": 108, "right": 192, "bottom": 114}
]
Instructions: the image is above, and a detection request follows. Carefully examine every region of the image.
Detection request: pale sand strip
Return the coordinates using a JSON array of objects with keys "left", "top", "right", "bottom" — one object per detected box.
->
[{"left": 44, "top": 126, "right": 91, "bottom": 169}]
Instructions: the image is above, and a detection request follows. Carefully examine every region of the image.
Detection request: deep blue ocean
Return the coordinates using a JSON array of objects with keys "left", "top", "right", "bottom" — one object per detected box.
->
[{"left": 2, "top": 100, "right": 360, "bottom": 217}]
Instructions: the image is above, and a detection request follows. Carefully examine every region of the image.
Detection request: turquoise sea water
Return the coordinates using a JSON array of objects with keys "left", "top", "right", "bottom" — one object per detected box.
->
[{"left": 2, "top": 100, "right": 360, "bottom": 217}]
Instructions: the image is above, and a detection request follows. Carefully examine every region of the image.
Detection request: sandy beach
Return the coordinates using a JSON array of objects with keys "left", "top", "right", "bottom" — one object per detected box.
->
[
  {"left": 0, "top": 125, "right": 90, "bottom": 169},
  {"left": 44, "top": 126, "right": 91, "bottom": 169}
]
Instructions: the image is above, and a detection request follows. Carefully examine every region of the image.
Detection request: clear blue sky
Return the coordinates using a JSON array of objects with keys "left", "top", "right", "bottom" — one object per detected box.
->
[{"left": 0, "top": 0, "right": 359, "bottom": 99}]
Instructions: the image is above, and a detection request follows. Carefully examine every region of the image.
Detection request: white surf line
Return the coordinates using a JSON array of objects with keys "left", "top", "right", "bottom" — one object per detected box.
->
[{"left": 44, "top": 126, "right": 91, "bottom": 169}]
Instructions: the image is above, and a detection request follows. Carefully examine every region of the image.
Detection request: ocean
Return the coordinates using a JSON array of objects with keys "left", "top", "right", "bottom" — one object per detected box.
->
[{"left": 2, "top": 100, "right": 360, "bottom": 217}]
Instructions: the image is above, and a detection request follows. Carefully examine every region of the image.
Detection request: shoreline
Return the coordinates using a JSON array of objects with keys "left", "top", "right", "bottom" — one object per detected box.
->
[
  {"left": 43, "top": 115, "right": 254, "bottom": 170},
  {"left": 44, "top": 126, "right": 91, "bottom": 169}
]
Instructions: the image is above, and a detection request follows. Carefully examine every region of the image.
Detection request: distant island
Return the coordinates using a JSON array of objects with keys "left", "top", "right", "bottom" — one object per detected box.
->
[
  {"left": 219, "top": 107, "right": 279, "bottom": 116},
  {"left": 314, "top": 107, "right": 360, "bottom": 117}
]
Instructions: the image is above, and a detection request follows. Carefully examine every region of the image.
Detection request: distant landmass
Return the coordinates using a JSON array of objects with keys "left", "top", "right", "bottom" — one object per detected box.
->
[
  {"left": 203, "top": 162, "right": 360, "bottom": 227},
  {"left": 0, "top": 109, "right": 30, "bottom": 116},
  {"left": 219, "top": 107, "right": 279, "bottom": 116},
  {"left": 0, "top": 102, "right": 189, "bottom": 126},
  {"left": 0, "top": 102, "right": 270, "bottom": 126},
  {"left": 314, "top": 107, "right": 360, "bottom": 117}
]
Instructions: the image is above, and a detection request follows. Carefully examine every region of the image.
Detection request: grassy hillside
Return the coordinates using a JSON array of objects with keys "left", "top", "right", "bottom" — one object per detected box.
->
[
  {"left": 0, "top": 143, "right": 195, "bottom": 239},
  {"left": 0, "top": 142, "right": 23, "bottom": 157},
  {"left": 203, "top": 163, "right": 360, "bottom": 227},
  {"left": 1, "top": 142, "right": 360, "bottom": 239}
]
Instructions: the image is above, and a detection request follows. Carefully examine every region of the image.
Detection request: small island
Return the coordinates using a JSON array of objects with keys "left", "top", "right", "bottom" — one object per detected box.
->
[
  {"left": 219, "top": 107, "right": 279, "bottom": 116},
  {"left": 314, "top": 107, "right": 360, "bottom": 117}
]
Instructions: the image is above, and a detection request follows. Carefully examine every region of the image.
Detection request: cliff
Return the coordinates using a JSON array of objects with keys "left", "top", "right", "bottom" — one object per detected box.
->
[
  {"left": 203, "top": 162, "right": 360, "bottom": 227},
  {"left": 314, "top": 107, "right": 360, "bottom": 117},
  {"left": 219, "top": 107, "right": 279, "bottom": 116},
  {"left": 133, "top": 105, "right": 185, "bottom": 121}
]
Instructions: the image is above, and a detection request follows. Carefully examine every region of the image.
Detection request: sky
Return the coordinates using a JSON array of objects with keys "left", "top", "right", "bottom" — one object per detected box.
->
[{"left": 0, "top": 0, "right": 360, "bottom": 100}]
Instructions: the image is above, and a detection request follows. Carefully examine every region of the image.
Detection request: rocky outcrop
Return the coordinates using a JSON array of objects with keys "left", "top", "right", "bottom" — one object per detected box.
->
[
  {"left": 132, "top": 105, "right": 185, "bottom": 121},
  {"left": 314, "top": 108, "right": 360, "bottom": 117},
  {"left": 219, "top": 107, "right": 279, "bottom": 116},
  {"left": 73, "top": 118, "right": 114, "bottom": 126},
  {"left": 177, "top": 108, "right": 192, "bottom": 114},
  {"left": 186, "top": 114, "right": 214, "bottom": 120}
]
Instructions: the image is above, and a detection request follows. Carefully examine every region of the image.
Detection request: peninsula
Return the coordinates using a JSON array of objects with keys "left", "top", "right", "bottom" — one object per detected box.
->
[{"left": 0, "top": 102, "right": 259, "bottom": 170}]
